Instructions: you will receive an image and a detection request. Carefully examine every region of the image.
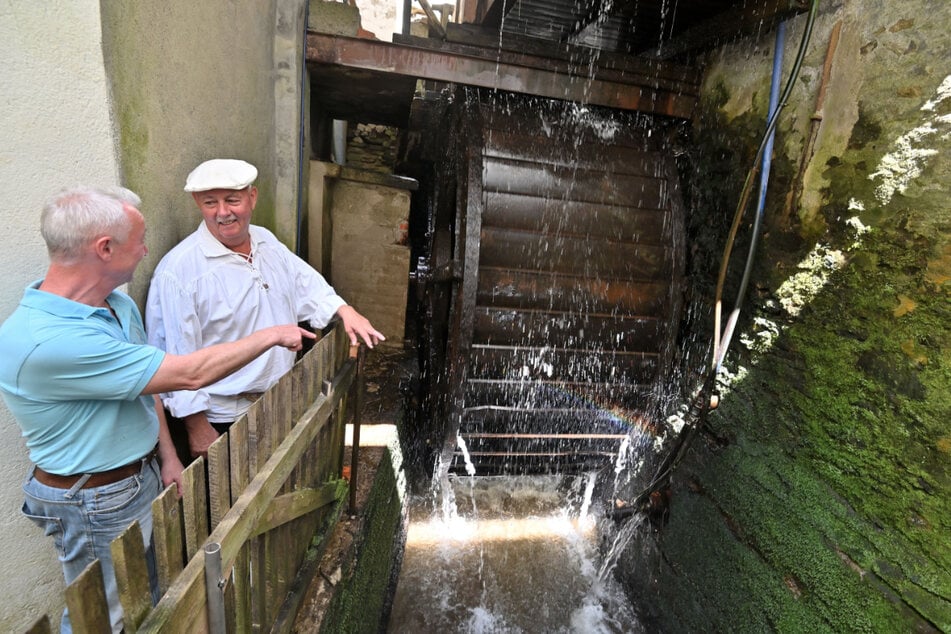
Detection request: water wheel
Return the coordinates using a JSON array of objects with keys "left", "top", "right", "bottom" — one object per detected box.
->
[{"left": 413, "top": 89, "right": 686, "bottom": 475}]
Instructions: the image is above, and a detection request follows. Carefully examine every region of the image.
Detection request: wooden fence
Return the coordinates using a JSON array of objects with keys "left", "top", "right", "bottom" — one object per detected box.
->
[{"left": 27, "top": 323, "right": 362, "bottom": 633}]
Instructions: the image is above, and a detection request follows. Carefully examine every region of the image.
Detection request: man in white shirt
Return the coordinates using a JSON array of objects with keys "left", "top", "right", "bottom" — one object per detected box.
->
[{"left": 146, "top": 159, "right": 384, "bottom": 458}]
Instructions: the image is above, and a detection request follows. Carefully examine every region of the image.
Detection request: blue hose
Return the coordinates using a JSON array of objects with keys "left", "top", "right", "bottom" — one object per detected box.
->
[
  {"left": 713, "top": 0, "right": 819, "bottom": 371},
  {"left": 733, "top": 21, "right": 787, "bottom": 335}
]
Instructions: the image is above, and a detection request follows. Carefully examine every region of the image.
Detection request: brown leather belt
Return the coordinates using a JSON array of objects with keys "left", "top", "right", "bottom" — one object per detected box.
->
[{"left": 33, "top": 446, "right": 159, "bottom": 490}]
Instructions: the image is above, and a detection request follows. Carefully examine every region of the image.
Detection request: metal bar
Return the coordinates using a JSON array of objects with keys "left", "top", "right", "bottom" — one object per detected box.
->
[
  {"left": 348, "top": 344, "right": 365, "bottom": 515},
  {"left": 204, "top": 543, "right": 227, "bottom": 634}
]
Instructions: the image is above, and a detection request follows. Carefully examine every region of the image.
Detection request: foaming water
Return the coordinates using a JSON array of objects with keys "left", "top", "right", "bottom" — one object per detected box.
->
[{"left": 387, "top": 475, "right": 644, "bottom": 633}]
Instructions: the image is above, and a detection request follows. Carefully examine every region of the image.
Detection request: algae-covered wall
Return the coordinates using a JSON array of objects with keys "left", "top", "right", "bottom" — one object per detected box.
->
[
  {"left": 99, "top": 0, "right": 312, "bottom": 306},
  {"left": 618, "top": 1, "right": 950, "bottom": 631}
]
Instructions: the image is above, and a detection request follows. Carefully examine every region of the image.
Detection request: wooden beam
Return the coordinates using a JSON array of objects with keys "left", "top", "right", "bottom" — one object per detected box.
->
[
  {"left": 251, "top": 480, "right": 347, "bottom": 537},
  {"left": 649, "top": 0, "right": 810, "bottom": 60},
  {"left": 415, "top": 0, "right": 447, "bottom": 39},
  {"left": 307, "top": 32, "right": 699, "bottom": 118},
  {"left": 443, "top": 23, "right": 696, "bottom": 88}
]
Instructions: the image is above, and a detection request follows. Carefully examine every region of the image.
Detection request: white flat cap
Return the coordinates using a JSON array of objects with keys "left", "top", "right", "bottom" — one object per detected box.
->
[{"left": 184, "top": 159, "right": 258, "bottom": 192}]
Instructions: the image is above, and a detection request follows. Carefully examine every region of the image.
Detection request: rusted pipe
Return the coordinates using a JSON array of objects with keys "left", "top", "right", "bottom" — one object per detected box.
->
[{"left": 781, "top": 20, "right": 842, "bottom": 225}]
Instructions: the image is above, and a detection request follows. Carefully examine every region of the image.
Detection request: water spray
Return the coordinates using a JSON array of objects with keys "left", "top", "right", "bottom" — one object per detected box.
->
[{"left": 609, "top": 0, "right": 820, "bottom": 522}]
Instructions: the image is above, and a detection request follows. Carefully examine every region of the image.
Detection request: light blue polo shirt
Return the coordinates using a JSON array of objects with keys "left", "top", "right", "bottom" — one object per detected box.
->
[{"left": 0, "top": 282, "right": 166, "bottom": 474}]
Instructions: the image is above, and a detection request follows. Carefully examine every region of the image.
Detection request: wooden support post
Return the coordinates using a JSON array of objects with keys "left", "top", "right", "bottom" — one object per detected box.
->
[{"left": 349, "top": 344, "right": 366, "bottom": 514}]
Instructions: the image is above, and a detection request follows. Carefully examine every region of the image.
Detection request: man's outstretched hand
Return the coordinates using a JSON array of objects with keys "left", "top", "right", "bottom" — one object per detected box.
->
[{"left": 336, "top": 305, "right": 385, "bottom": 348}]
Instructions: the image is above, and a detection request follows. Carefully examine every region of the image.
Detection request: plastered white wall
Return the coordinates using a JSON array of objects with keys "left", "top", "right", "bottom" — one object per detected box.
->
[
  {"left": 353, "top": 0, "right": 399, "bottom": 41},
  {"left": 0, "top": 2, "right": 119, "bottom": 631}
]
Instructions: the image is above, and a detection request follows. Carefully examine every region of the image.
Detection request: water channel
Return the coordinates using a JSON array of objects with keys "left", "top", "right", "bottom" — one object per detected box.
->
[{"left": 387, "top": 474, "right": 645, "bottom": 633}]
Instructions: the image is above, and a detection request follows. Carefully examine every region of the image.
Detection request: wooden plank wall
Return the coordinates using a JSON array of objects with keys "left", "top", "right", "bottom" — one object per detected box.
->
[{"left": 27, "top": 323, "right": 357, "bottom": 633}]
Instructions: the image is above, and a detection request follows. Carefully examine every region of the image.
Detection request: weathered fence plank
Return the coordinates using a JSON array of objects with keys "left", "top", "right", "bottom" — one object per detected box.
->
[
  {"left": 251, "top": 480, "right": 347, "bottom": 537},
  {"left": 24, "top": 615, "right": 51, "bottom": 634},
  {"left": 207, "top": 432, "right": 231, "bottom": 529},
  {"left": 111, "top": 521, "right": 152, "bottom": 632},
  {"left": 181, "top": 457, "right": 209, "bottom": 560},
  {"left": 151, "top": 484, "right": 184, "bottom": 594},
  {"left": 64, "top": 559, "right": 110, "bottom": 633},
  {"left": 227, "top": 415, "right": 252, "bottom": 634}
]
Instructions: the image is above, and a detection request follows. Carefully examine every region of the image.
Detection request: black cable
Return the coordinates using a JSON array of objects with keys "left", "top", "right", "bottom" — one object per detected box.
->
[{"left": 610, "top": 0, "right": 821, "bottom": 520}]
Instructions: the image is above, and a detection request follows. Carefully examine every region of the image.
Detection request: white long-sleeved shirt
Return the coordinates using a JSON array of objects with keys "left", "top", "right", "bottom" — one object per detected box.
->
[{"left": 146, "top": 222, "right": 346, "bottom": 423}]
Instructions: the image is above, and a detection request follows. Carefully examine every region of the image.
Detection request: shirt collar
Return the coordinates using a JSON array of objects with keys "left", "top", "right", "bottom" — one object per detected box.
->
[
  {"left": 21, "top": 281, "right": 122, "bottom": 320},
  {"left": 196, "top": 221, "right": 261, "bottom": 259}
]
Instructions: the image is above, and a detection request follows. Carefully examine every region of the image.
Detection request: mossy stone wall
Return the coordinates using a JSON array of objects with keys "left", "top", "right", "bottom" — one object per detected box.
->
[{"left": 618, "top": 2, "right": 949, "bottom": 631}]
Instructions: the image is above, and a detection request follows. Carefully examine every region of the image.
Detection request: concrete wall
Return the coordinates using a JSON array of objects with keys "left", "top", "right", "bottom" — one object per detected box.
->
[
  {"left": 329, "top": 171, "right": 413, "bottom": 345},
  {"left": 0, "top": 4, "right": 121, "bottom": 630},
  {"left": 618, "top": 2, "right": 950, "bottom": 631}
]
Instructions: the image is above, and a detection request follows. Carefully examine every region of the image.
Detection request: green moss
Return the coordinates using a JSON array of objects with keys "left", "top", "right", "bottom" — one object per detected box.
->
[
  {"left": 698, "top": 228, "right": 949, "bottom": 629},
  {"left": 627, "top": 218, "right": 950, "bottom": 632},
  {"left": 319, "top": 449, "right": 406, "bottom": 633}
]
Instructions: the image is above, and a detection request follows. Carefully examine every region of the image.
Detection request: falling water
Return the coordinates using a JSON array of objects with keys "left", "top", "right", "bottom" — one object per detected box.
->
[
  {"left": 388, "top": 474, "right": 646, "bottom": 633},
  {"left": 403, "top": 0, "right": 708, "bottom": 628}
]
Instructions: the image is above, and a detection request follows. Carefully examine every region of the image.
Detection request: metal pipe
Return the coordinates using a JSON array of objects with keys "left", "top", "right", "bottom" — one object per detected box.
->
[
  {"left": 712, "top": 0, "right": 819, "bottom": 371},
  {"left": 204, "top": 542, "right": 227, "bottom": 634},
  {"left": 782, "top": 19, "right": 843, "bottom": 225},
  {"left": 348, "top": 344, "right": 366, "bottom": 515},
  {"left": 714, "top": 21, "right": 787, "bottom": 370}
]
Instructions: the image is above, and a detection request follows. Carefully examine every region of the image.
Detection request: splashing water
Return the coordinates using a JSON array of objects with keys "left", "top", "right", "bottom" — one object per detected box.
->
[
  {"left": 458, "top": 433, "right": 478, "bottom": 476},
  {"left": 597, "top": 512, "right": 647, "bottom": 585},
  {"left": 388, "top": 475, "right": 645, "bottom": 633}
]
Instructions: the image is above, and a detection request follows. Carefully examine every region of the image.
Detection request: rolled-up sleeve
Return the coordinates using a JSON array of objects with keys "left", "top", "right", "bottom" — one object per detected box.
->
[{"left": 291, "top": 254, "right": 346, "bottom": 329}]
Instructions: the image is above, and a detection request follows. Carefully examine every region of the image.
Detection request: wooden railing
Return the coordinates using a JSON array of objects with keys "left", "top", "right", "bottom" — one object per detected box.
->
[{"left": 27, "top": 323, "right": 361, "bottom": 633}]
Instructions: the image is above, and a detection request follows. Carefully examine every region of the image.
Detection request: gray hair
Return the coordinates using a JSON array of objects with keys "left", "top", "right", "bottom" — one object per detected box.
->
[{"left": 40, "top": 186, "right": 142, "bottom": 262}]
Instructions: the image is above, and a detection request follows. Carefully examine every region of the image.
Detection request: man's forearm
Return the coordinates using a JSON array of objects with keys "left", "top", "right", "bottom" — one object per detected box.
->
[
  {"left": 182, "top": 411, "right": 220, "bottom": 459},
  {"left": 144, "top": 325, "right": 312, "bottom": 395}
]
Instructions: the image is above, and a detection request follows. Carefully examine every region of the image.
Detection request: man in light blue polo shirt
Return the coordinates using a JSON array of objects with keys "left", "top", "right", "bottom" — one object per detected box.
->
[{"left": 0, "top": 186, "right": 315, "bottom": 634}]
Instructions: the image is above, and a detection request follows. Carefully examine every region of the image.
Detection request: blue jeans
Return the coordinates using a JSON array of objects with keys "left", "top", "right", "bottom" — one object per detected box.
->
[{"left": 22, "top": 457, "right": 161, "bottom": 634}]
